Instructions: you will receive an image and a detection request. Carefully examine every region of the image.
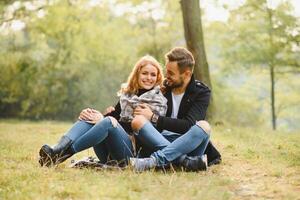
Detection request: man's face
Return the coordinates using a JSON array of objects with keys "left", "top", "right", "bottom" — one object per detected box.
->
[{"left": 165, "top": 61, "right": 184, "bottom": 89}]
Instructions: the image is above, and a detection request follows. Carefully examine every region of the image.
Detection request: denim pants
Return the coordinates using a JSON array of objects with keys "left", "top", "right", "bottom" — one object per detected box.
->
[
  {"left": 136, "top": 122, "right": 210, "bottom": 167},
  {"left": 64, "top": 117, "right": 133, "bottom": 164}
]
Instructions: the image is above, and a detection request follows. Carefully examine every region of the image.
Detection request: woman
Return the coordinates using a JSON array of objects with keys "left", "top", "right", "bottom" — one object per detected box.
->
[{"left": 38, "top": 55, "right": 167, "bottom": 167}]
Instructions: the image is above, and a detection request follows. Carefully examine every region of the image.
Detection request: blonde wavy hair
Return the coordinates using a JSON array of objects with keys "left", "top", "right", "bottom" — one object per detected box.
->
[{"left": 119, "top": 55, "right": 164, "bottom": 95}]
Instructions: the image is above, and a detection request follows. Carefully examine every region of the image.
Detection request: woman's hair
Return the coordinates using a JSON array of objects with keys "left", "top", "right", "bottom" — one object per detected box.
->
[{"left": 119, "top": 55, "right": 164, "bottom": 95}]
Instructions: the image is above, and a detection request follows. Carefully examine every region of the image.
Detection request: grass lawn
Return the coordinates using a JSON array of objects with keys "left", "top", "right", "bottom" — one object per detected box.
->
[{"left": 0, "top": 120, "right": 299, "bottom": 200}]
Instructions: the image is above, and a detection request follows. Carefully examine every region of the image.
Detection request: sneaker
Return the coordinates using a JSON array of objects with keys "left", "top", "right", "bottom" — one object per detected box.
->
[{"left": 129, "top": 157, "right": 157, "bottom": 172}]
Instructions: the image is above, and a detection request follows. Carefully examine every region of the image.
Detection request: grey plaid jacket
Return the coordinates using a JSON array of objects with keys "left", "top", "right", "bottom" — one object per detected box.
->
[{"left": 119, "top": 86, "right": 168, "bottom": 122}]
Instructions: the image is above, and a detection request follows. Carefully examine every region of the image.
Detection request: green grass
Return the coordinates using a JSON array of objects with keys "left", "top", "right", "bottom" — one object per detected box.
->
[{"left": 0, "top": 120, "right": 299, "bottom": 200}]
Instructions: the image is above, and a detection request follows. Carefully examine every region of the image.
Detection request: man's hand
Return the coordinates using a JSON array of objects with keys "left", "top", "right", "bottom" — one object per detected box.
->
[
  {"left": 133, "top": 103, "right": 153, "bottom": 120},
  {"left": 103, "top": 106, "right": 115, "bottom": 115}
]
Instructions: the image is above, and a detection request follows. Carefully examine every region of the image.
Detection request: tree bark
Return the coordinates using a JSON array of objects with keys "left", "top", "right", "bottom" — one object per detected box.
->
[{"left": 180, "top": 0, "right": 214, "bottom": 118}]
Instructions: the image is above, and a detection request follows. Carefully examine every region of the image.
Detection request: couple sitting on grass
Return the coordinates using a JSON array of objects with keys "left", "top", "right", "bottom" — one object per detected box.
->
[{"left": 38, "top": 47, "right": 221, "bottom": 172}]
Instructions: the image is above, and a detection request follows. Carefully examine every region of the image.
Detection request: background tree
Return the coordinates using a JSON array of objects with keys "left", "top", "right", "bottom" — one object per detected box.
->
[
  {"left": 220, "top": 0, "right": 300, "bottom": 130},
  {"left": 180, "top": 0, "right": 214, "bottom": 118}
]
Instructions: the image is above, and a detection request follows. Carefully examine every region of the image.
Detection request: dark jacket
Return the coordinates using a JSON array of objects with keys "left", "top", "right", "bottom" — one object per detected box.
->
[
  {"left": 157, "top": 75, "right": 210, "bottom": 134},
  {"left": 156, "top": 75, "right": 221, "bottom": 163}
]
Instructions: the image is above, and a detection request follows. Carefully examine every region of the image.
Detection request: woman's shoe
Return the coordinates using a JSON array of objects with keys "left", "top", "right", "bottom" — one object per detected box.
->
[
  {"left": 39, "top": 136, "right": 73, "bottom": 167},
  {"left": 39, "top": 144, "right": 54, "bottom": 167}
]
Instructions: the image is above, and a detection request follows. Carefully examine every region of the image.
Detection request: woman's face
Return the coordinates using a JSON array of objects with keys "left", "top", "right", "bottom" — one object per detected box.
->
[{"left": 138, "top": 64, "right": 158, "bottom": 90}]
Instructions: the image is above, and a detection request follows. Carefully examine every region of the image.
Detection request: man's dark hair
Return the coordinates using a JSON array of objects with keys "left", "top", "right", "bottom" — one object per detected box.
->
[{"left": 165, "top": 47, "right": 195, "bottom": 73}]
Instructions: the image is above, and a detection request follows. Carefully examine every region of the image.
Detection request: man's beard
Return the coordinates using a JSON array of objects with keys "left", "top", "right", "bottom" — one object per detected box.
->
[{"left": 166, "top": 78, "right": 184, "bottom": 89}]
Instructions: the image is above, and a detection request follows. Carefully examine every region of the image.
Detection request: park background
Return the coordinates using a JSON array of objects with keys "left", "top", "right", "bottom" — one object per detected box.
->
[{"left": 0, "top": 0, "right": 299, "bottom": 199}]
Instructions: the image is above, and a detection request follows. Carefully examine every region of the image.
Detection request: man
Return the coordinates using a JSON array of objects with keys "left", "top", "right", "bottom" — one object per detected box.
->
[{"left": 130, "top": 47, "right": 221, "bottom": 171}]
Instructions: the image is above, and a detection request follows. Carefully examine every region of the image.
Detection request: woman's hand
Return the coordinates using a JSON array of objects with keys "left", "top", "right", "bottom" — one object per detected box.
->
[
  {"left": 79, "top": 108, "right": 103, "bottom": 124},
  {"left": 103, "top": 106, "right": 115, "bottom": 115},
  {"left": 133, "top": 103, "right": 153, "bottom": 120},
  {"left": 78, "top": 108, "right": 94, "bottom": 121},
  {"left": 85, "top": 112, "right": 104, "bottom": 124}
]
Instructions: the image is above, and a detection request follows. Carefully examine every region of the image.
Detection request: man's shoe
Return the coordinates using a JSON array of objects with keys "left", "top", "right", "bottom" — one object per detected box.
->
[
  {"left": 130, "top": 157, "right": 157, "bottom": 172},
  {"left": 208, "top": 157, "right": 222, "bottom": 166},
  {"left": 180, "top": 154, "right": 208, "bottom": 172}
]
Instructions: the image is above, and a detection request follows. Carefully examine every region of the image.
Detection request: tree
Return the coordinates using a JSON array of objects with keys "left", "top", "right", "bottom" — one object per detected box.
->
[
  {"left": 221, "top": 0, "right": 300, "bottom": 130},
  {"left": 180, "top": 0, "right": 214, "bottom": 118}
]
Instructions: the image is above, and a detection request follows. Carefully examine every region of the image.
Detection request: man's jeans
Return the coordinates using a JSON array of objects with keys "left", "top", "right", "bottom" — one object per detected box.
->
[
  {"left": 64, "top": 117, "right": 133, "bottom": 164},
  {"left": 136, "top": 122, "right": 210, "bottom": 167}
]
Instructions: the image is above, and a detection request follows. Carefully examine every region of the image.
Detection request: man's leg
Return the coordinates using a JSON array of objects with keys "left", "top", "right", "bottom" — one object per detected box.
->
[
  {"left": 204, "top": 141, "right": 222, "bottom": 166},
  {"left": 152, "top": 121, "right": 210, "bottom": 166},
  {"left": 131, "top": 121, "right": 211, "bottom": 171},
  {"left": 185, "top": 121, "right": 212, "bottom": 157},
  {"left": 131, "top": 116, "right": 171, "bottom": 153}
]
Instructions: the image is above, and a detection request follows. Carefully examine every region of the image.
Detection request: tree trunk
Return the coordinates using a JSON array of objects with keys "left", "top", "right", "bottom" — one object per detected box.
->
[
  {"left": 267, "top": 7, "right": 277, "bottom": 130},
  {"left": 180, "top": 0, "right": 214, "bottom": 118},
  {"left": 270, "top": 63, "right": 276, "bottom": 130}
]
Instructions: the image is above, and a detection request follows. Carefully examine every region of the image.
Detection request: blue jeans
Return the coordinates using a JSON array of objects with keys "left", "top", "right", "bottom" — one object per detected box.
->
[
  {"left": 136, "top": 122, "right": 210, "bottom": 166},
  {"left": 64, "top": 117, "right": 133, "bottom": 164}
]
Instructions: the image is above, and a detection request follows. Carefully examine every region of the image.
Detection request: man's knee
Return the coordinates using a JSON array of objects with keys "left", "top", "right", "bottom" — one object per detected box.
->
[
  {"left": 131, "top": 115, "right": 148, "bottom": 131},
  {"left": 196, "top": 120, "right": 211, "bottom": 134}
]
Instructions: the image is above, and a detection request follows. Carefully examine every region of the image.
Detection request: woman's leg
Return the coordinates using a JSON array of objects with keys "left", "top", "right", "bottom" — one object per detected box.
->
[
  {"left": 103, "top": 123, "right": 134, "bottom": 165},
  {"left": 65, "top": 121, "right": 94, "bottom": 141},
  {"left": 72, "top": 117, "right": 133, "bottom": 164},
  {"left": 93, "top": 143, "right": 109, "bottom": 164},
  {"left": 39, "top": 120, "right": 94, "bottom": 167}
]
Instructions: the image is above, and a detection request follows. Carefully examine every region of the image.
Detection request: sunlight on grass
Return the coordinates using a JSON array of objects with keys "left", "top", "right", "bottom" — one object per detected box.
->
[{"left": 0, "top": 120, "right": 299, "bottom": 199}]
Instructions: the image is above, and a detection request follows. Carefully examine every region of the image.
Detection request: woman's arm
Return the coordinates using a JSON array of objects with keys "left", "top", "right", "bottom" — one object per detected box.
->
[{"left": 103, "top": 102, "right": 121, "bottom": 121}]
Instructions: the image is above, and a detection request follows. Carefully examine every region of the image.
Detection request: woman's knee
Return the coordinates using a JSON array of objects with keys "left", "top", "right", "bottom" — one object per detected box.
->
[
  {"left": 196, "top": 120, "right": 211, "bottom": 134},
  {"left": 131, "top": 115, "right": 148, "bottom": 131},
  {"left": 94, "top": 116, "right": 116, "bottom": 128}
]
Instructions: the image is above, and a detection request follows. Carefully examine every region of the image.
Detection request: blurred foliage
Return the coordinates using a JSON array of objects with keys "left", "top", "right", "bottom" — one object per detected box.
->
[{"left": 0, "top": 0, "right": 180, "bottom": 120}]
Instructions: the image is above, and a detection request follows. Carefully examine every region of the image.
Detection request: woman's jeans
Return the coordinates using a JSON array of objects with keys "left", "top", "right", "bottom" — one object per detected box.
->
[
  {"left": 136, "top": 122, "right": 210, "bottom": 167},
  {"left": 64, "top": 117, "right": 133, "bottom": 164}
]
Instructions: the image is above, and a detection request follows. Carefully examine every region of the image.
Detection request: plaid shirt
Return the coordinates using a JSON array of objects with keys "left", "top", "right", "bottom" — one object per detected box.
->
[{"left": 119, "top": 86, "right": 167, "bottom": 122}]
